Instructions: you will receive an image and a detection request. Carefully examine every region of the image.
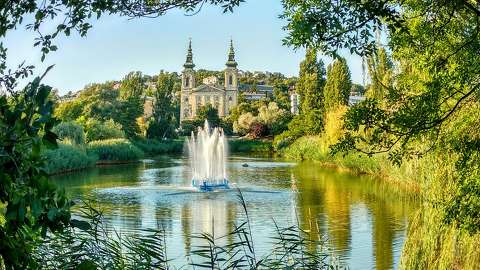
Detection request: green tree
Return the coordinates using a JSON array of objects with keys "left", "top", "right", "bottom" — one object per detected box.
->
[
  {"left": 323, "top": 57, "right": 352, "bottom": 112},
  {"left": 0, "top": 77, "right": 72, "bottom": 268},
  {"left": 273, "top": 81, "right": 291, "bottom": 110},
  {"left": 117, "top": 72, "right": 145, "bottom": 138},
  {"left": 297, "top": 48, "right": 325, "bottom": 113},
  {"left": 147, "top": 71, "right": 178, "bottom": 139},
  {"left": 196, "top": 104, "right": 221, "bottom": 128},
  {"left": 296, "top": 48, "right": 326, "bottom": 134},
  {"left": 366, "top": 48, "right": 393, "bottom": 101},
  {"left": 52, "top": 121, "right": 85, "bottom": 145}
]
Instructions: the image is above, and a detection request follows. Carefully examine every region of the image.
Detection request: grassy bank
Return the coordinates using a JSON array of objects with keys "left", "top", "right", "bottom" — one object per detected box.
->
[
  {"left": 228, "top": 138, "right": 273, "bottom": 153},
  {"left": 132, "top": 138, "right": 184, "bottom": 155},
  {"left": 42, "top": 144, "right": 97, "bottom": 175},
  {"left": 279, "top": 105, "right": 480, "bottom": 268}
]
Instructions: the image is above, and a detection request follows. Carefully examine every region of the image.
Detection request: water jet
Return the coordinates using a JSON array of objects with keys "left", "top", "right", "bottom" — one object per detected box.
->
[{"left": 187, "top": 120, "right": 229, "bottom": 192}]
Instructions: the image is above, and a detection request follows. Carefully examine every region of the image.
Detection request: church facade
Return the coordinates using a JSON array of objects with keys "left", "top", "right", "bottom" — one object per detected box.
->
[{"left": 180, "top": 40, "right": 239, "bottom": 121}]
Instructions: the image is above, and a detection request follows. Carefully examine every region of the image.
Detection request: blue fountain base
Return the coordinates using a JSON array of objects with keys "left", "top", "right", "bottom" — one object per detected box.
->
[{"left": 192, "top": 179, "right": 230, "bottom": 192}]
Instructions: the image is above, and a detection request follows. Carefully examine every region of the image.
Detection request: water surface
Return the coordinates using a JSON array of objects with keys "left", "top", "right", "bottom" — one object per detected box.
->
[{"left": 53, "top": 155, "right": 417, "bottom": 269}]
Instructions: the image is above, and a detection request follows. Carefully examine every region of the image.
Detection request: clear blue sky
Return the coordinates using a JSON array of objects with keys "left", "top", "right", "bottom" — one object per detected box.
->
[{"left": 6, "top": 0, "right": 364, "bottom": 95}]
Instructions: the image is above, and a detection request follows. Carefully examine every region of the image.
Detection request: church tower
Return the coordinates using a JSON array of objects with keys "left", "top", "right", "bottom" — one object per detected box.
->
[
  {"left": 181, "top": 39, "right": 196, "bottom": 121},
  {"left": 224, "top": 39, "right": 239, "bottom": 115}
]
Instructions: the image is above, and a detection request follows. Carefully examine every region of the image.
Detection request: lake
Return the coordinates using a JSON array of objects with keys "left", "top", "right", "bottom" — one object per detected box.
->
[{"left": 53, "top": 155, "right": 418, "bottom": 269}]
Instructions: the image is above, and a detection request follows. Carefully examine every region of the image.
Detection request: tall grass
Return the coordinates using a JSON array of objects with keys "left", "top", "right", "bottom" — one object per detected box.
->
[
  {"left": 33, "top": 191, "right": 339, "bottom": 269},
  {"left": 228, "top": 139, "right": 273, "bottom": 153},
  {"left": 42, "top": 143, "right": 97, "bottom": 174},
  {"left": 87, "top": 139, "right": 144, "bottom": 162},
  {"left": 133, "top": 138, "right": 184, "bottom": 155}
]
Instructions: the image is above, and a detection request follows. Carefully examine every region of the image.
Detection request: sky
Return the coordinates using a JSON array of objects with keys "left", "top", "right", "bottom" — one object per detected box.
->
[{"left": 6, "top": 0, "right": 364, "bottom": 95}]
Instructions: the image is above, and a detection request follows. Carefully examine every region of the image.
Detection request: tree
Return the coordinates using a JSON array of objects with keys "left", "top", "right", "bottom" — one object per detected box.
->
[
  {"left": 273, "top": 81, "right": 291, "bottom": 110},
  {"left": 297, "top": 48, "right": 325, "bottom": 113},
  {"left": 295, "top": 48, "right": 326, "bottom": 134},
  {"left": 1, "top": 1, "right": 243, "bottom": 268},
  {"left": 117, "top": 72, "right": 145, "bottom": 138},
  {"left": 147, "top": 71, "right": 178, "bottom": 139},
  {"left": 366, "top": 48, "right": 393, "bottom": 101},
  {"left": 0, "top": 77, "right": 72, "bottom": 268},
  {"left": 323, "top": 57, "right": 352, "bottom": 112},
  {"left": 351, "top": 83, "right": 365, "bottom": 96},
  {"left": 281, "top": 0, "right": 480, "bottom": 241},
  {"left": 196, "top": 104, "right": 221, "bottom": 128},
  {"left": 52, "top": 121, "right": 85, "bottom": 145}
]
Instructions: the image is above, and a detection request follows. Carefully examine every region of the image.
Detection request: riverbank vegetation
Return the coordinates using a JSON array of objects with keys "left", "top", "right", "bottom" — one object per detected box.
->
[
  {"left": 2, "top": 0, "right": 480, "bottom": 268},
  {"left": 277, "top": 0, "right": 480, "bottom": 268}
]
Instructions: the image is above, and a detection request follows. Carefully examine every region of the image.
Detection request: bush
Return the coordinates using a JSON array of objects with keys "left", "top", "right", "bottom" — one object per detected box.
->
[
  {"left": 87, "top": 139, "right": 144, "bottom": 161},
  {"left": 133, "top": 138, "right": 184, "bottom": 155},
  {"left": 84, "top": 119, "right": 125, "bottom": 142},
  {"left": 233, "top": 112, "right": 256, "bottom": 135},
  {"left": 229, "top": 139, "right": 273, "bottom": 153},
  {"left": 52, "top": 121, "right": 85, "bottom": 145},
  {"left": 146, "top": 119, "right": 177, "bottom": 139},
  {"left": 42, "top": 143, "right": 97, "bottom": 174},
  {"left": 179, "top": 119, "right": 203, "bottom": 136}
]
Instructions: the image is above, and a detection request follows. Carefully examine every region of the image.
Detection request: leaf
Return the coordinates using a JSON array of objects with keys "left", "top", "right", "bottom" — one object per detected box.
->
[
  {"left": 70, "top": 219, "right": 92, "bottom": 231},
  {"left": 47, "top": 208, "right": 58, "bottom": 221}
]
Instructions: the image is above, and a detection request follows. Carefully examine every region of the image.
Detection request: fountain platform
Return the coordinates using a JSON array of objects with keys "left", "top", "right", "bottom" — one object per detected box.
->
[{"left": 192, "top": 179, "right": 230, "bottom": 192}]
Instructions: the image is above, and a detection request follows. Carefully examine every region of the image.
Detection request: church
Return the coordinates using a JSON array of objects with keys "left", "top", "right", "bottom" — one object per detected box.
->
[{"left": 180, "top": 40, "right": 239, "bottom": 121}]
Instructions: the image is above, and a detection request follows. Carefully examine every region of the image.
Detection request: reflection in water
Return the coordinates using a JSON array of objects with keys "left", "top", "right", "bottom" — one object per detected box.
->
[{"left": 53, "top": 156, "right": 417, "bottom": 269}]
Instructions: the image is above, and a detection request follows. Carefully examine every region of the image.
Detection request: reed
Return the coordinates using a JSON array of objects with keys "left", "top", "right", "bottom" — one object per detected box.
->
[
  {"left": 33, "top": 190, "right": 339, "bottom": 269},
  {"left": 87, "top": 139, "right": 144, "bottom": 161},
  {"left": 42, "top": 143, "right": 97, "bottom": 174}
]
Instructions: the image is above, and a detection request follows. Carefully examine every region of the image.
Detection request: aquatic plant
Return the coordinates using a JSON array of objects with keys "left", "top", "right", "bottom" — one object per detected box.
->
[
  {"left": 87, "top": 139, "right": 144, "bottom": 162},
  {"left": 33, "top": 190, "right": 338, "bottom": 269}
]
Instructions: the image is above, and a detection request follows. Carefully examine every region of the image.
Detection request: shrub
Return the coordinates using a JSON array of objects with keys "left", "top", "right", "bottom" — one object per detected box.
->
[
  {"left": 146, "top": 119, "right": 177, "bottom": 139},
  {"left": 52, "top": 121, "right": 85, "bottom": 145},
  {"left": 84, "top": 119, "right": 125, "bottom": 142},
  {"left": 229, "top": 139, "right": 273, "bottom": 153},
  {"left": 133, "top": 138, "right": 184, "bottom": 155},
  {"left": 233, "top": 112, "right": 256, "bottom": 135},
  {"left": 87, "top": 139, "right": 143, "bottom": 161},
  {"left": 42, "top": 143, "right": 97, "bottom": 174},
  {"left": 179, "top": 119, "right": 203, "bottom": 136}
]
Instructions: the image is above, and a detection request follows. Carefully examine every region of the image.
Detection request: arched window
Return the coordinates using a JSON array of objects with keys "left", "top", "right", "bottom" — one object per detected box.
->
[
  {"left": 228, "top": 75, "right": 233, "bottom": 85},
  {"left": 185, "top": 77, "right": 190, "bottom": 88}
]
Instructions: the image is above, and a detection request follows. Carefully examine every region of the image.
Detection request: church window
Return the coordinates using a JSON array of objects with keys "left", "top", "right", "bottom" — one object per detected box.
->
[
  {"left": 228, "top": 75, "right": 233, "bottom": 85},
  {"left": 228, "top": 96, "right": 233, "bottom": 102},
  {"left": 185, "top": 77, "right": 190, "bottom": 88}
]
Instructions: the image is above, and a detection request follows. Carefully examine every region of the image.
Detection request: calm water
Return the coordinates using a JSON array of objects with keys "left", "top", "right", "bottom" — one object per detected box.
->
[{"left": 53, "top": 155, "right": 417, "bottom": 269}]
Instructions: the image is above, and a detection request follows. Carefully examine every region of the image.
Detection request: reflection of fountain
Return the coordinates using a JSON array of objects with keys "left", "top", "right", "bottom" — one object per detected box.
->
[{"left": 187, "top": 120, "right": 229, "bottom": 191}]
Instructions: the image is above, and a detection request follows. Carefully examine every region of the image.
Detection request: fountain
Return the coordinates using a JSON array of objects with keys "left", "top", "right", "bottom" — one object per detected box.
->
[{"left": 187, "top": 120, "right": 229, "bottom": 192}]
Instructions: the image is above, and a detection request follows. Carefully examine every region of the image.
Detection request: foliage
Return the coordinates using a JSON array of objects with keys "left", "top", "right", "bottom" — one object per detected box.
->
[
  {"left": 323, "top": 57, "right": 352, "bottom": 112},
  {"left": 179, "top": 119, "right": 203, "bottom": 136},
  {"left": 84, "top": 119, "right": 125, "bottom": 142},
  {"left": 42, "top": 144, "right": 97, "bottom": 174},
  {"left": 366, "top": 48, "right": 393, "bottom": 101},
  {"left": 87, "top": 139, "right": 144, "bottom": 161},
  {"left": 228, "top": 139, "right": 272, "bottom": 153},
  {"left": 133, "top": 138, "right": 184, "bottom": 155},
  {"left": 148, "top": 71, "right": 178, "bottom": 139},
  {"left": 32, "top": 191, "right": 335, "bottom": 269},
  {"left": 296, "top": 48, "right": 326, "bottom": 116},
  {"left": 117, "top": 72, "right": 145, "bottom": 138},
  {"left": 351, "top": 83, "right": 366, "bottom": 96},
  {"left": 257, "top": 102, "right": 292, "bottom": 136},
  {"left": 54, "top": 99, "right": 83, "bottom": 121},
  {"left": 52, "top": 121, "right": 85, "bottom": 145},
  {"left": 195, "top": 104, "right": 221, "bottom": 128},
  {"left": 233, "top": 112, "right": 256, "bottom": 136},
  {"left": 0, "top": 75, "right": 72, "bottom": 268}
]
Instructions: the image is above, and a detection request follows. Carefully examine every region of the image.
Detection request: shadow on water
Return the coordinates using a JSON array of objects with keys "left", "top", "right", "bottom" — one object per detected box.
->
[{"left": 52, "top": 155, "right": 418, "bottom": 270}]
